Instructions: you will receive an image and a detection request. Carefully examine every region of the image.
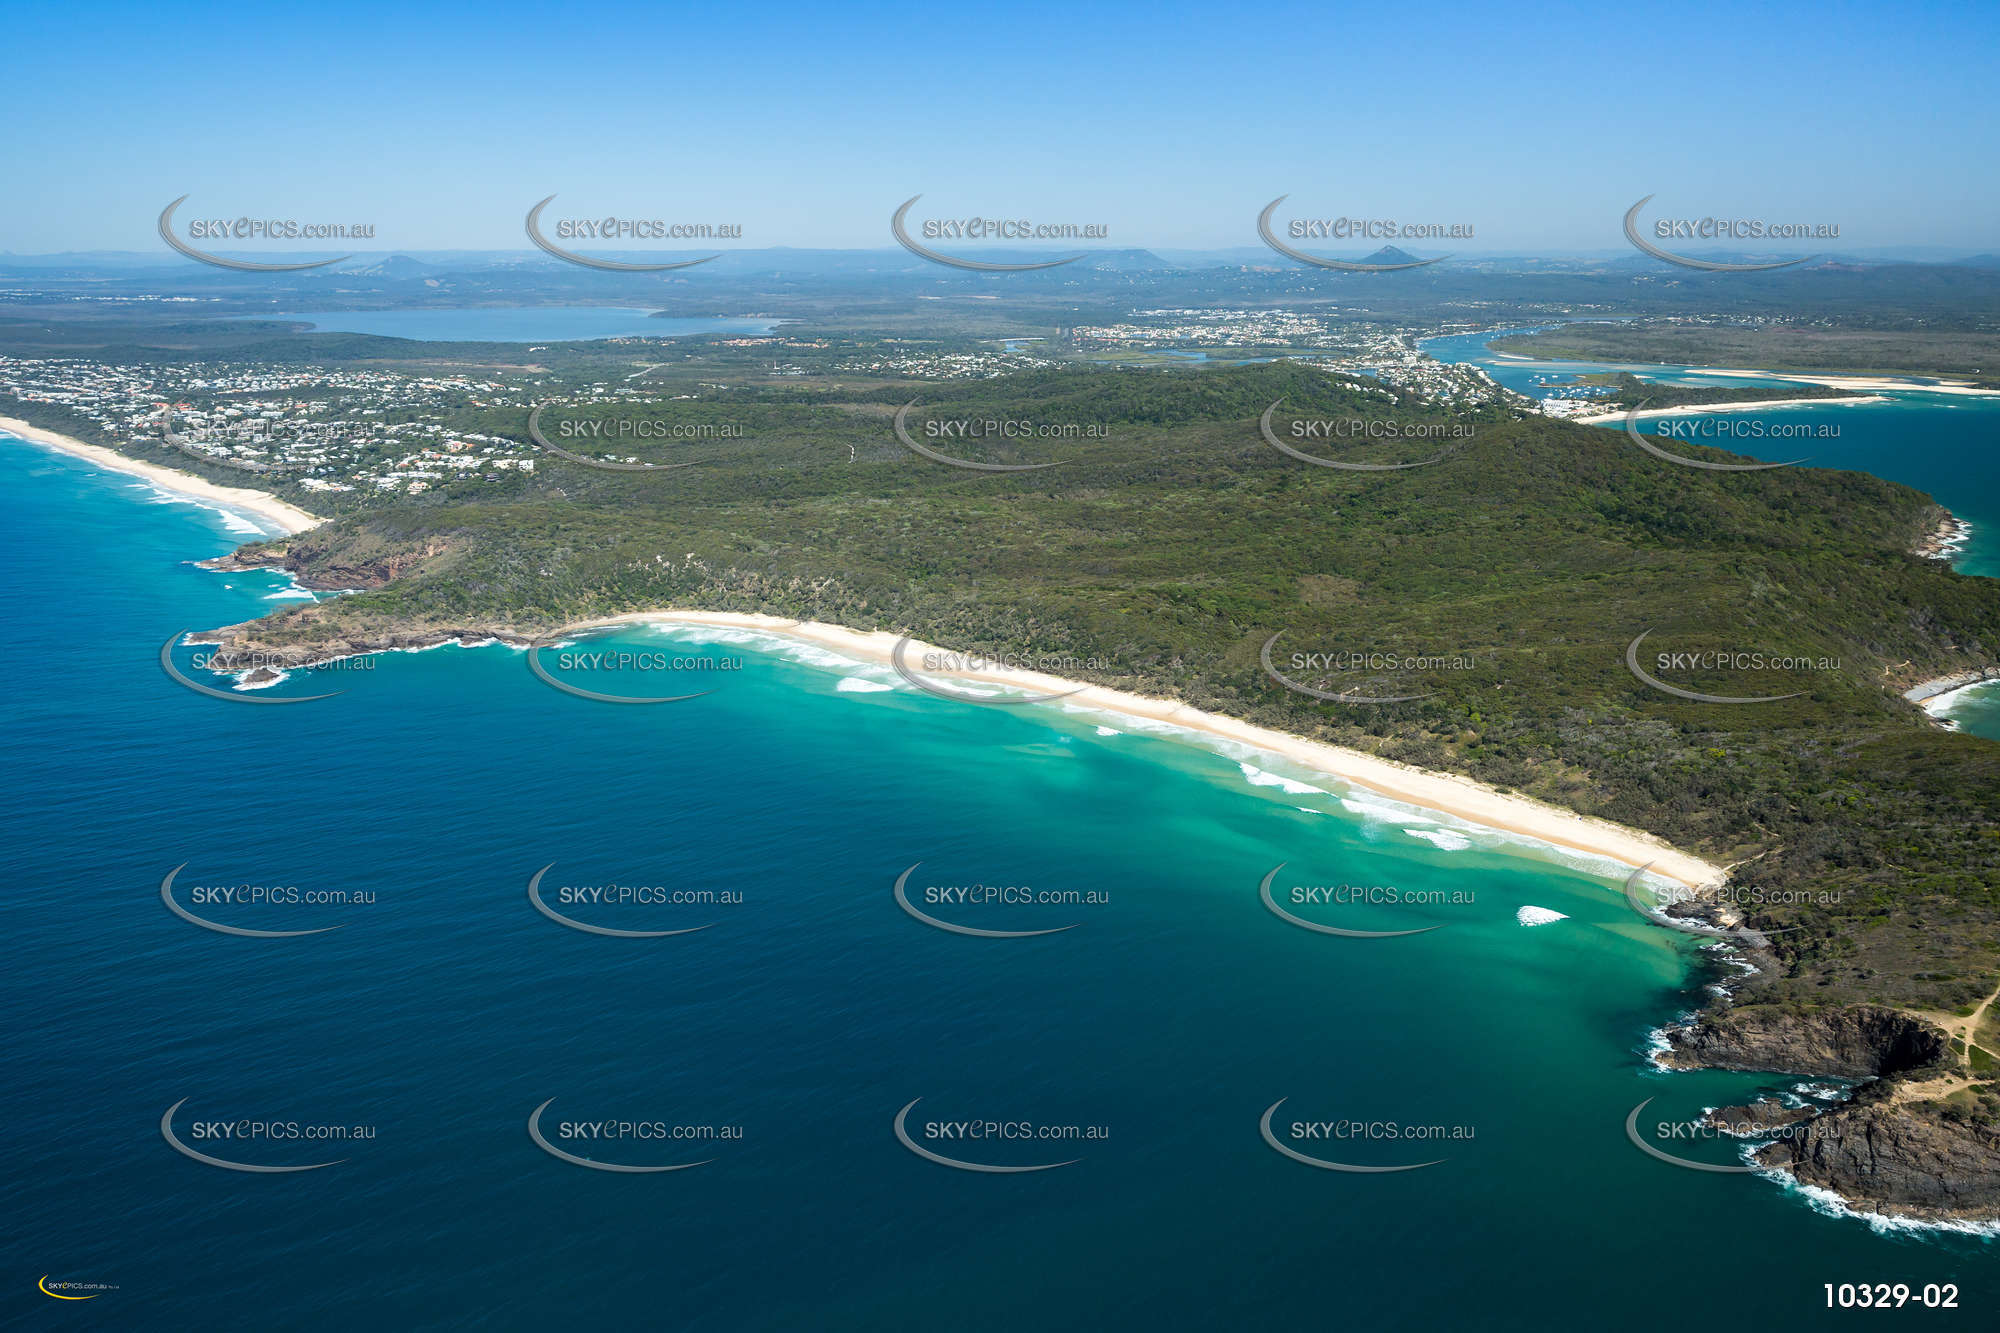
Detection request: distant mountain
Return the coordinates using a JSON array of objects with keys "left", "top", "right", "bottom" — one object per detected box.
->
[
  {"left": 1078, "top": 248, "right": 1173, "bottom": 272},
  {"left": 1361, "top": 246, "right": 1427, "bottom": 266},
  {"left": 335, "top": 254, "right": 437, "bottom": 279}
]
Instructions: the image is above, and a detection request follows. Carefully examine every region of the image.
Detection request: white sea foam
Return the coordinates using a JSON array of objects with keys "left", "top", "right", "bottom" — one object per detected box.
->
[
  {"left": 1236, "top": 761, "right": 1328, "bottom": 797},
  {"left": 650, "top": 623, "right": 864, "bottom": 671},
  {"left": 1516, "top": 905, "right": 1568, "bottom": 926},
  {"left": 1404, "top": 828, "right": 1473, "bottom": 852},
  {"left": 136, "top": 482, "right": 276, "bottom": 537},
  {"left": 232, "top": 667, "right": 288, "bottom": 691},
  {"left": 1338, "top": 794, "right": 1436, "bottom": 825},
  {"left": 1780, "top": 1178, "right": 2000, "bottom": 1239},
  {"left": 1094, "top": 725, "right": 1121, "bottom": 737},
  {"left": 836, "top": 676, "right": 895, "bottom": 693}
]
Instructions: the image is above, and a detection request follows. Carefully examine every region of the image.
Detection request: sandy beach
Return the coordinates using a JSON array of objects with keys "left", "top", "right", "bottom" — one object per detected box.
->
[
  {"left": 570, "top": 609, "right": 1728, "bottom": 891},
  {"left": 1691, "top": 368, "right": 2000, "bottom": 397},
  {"left": 5, "top": 422, "right": 1731, "bottom": 893},
  {"left": 1905, "top": 667, "right": 2000, "bottom": 714},
  {"left": 0, "top": 415, "right": 322, "bottom": 536},
  {"left": 1572, "top": 395, "right": 1889, "bottom": 425}
]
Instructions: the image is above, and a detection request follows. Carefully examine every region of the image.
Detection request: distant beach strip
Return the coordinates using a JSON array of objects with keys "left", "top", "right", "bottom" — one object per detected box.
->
[{"left": 0, "top": 416, "right": 321, "bottom": 536}]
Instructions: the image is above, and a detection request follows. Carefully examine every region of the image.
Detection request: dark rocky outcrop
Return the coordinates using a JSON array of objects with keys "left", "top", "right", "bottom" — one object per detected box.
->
[
  {"left": 1756, "top": 1100, "right": 2000, "bottom": 1224},
  {"left": 1703, "top": 1099, "right": 1813, "bottom": 1136},
  {"left": 1659, "top": 1004, "right": 1953, "bottom": 1079}
]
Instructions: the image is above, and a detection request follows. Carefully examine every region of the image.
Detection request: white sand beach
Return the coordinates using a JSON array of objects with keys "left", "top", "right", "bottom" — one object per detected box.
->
[
  {"left": 572, "top": 609, "right": 1729, "bottom": 891},
  {"left": 1572, "top": 395, "right": 1890, "bottom": 424},
  {"left": 0, "top": 416, "right": 322, "bottom": 536}
]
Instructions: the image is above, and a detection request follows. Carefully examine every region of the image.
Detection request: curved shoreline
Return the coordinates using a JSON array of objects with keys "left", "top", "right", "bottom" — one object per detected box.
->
[
  {"left": 551, "top": 610, "right": 1730, "bottom": 891},
  {"left": 0, "top": 416, "right": 322, "bottom": 536}
]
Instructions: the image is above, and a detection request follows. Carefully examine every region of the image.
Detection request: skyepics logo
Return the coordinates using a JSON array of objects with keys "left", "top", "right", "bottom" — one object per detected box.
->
[
  {"left": 526, "top": 403, "right": 705, "bottom": 472},
  {"left": 159, "top": 863, "right": 359, "bottom": 939},
  {"left": 526, "top": 863, "right": 729, "bottom": 939},
  {"left": 1258, "top": 400, "right": 1455, "bottom": 471},
  {"left": 1620, "top": 863, "right": 1806, "bottom": 943},
  {"left": 1259, "top": 631, "right": 1475, "bottom": 705},
  {"left": 892, "top": 401, "right": 1068, "bottom": 472},
  {"left": 890, "top": 196, "right": 1093, "bottom": 272},
  {"left": 892, "top": 862, "right": 1103, "bottom": 938},
  {"left": 889, "top": 634, "right": 1093, "bottom": 706},
  {"left": 1624, "top": 1098, "right": 1787, "bottom": 1174},
  {"left": 892, "top": 1098, "right": 1101, "bottom": 1172},
  {"left": 1259, "top": 864, "right": 1444, "bottom": 939},
  {"left": 526, "top": 1099, "right": 732, "bottom": 1173},
  {"left": 157, "top": 196, "right": 365, "bottom": 272},
  {"left": 527, "top": 623, "right": 733, "bottom": 704},
  {"left": 39, "top": 1276, "right": 117, "bottom": 1302},
  {"left": 161, "top": 414, "right": 295, "bottom": 475},
  {"left": 160, "top": 1098, "right": 365, "bottom": 1173},
  {"left": 1622, "top": 195, "right": 1827, "bottom": 272},
  {"left": 1623, "top": 630, "right": 1829, "bottom": 705},
  {"left": 1620, "top": 403, "right": 1805, "bottom": 471},
  {"left": 524, "top": 195, "right": 733, "bottom": 272},
  {"left": 1256, "top": 197, "right": 1453, "bottom": 272},
  {"left": 1258, "top": 1099, "right": 1458, "bottom": 1172},
  {"left": 160, "top": 631, "right": 345, "bottom": 705}
]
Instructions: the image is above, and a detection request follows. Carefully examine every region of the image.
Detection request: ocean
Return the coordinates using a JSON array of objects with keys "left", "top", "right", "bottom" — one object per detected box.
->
[{"left": 5, "top": 409, "right": 1998, "bottom": 1329}]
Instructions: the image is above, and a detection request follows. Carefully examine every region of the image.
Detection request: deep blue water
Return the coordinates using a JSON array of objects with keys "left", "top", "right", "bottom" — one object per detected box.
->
[
  {"left": 229, "top": 308, "right": 779, "bottom": 342},
  {"left": 5, "top": 434, "right": 1998, "bottom": 1331}
]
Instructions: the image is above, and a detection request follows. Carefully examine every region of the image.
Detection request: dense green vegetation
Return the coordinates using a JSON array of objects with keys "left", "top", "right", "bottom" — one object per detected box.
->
[
  {"left": 1495, "top": 322, "right": 2000, "bottom": 384},
  {"left": 191, "top": 361, "right": 2000, "bottom": 1015}
]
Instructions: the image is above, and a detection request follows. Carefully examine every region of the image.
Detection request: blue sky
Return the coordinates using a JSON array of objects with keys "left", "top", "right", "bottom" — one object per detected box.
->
[{"left": 3, "top": 0, "right": 1995, "bottom": 255}]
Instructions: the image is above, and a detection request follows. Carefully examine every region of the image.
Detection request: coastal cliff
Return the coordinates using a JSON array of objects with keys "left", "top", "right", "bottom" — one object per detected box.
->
[
  {"left": 1757, "top": 1096, "right": 2000, "bottom": 1225},
  {"left": 1664, "top": 1002, "right": 2000, "bottom": 1223},
  {"left": 1659, "top": 1004, "right": 1953, "bottom": 1079}
]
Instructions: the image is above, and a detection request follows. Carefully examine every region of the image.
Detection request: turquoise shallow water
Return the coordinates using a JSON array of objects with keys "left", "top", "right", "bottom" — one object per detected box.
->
[{"left": 4, "top": 433, "right": 1997, "bottom": 1331}]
